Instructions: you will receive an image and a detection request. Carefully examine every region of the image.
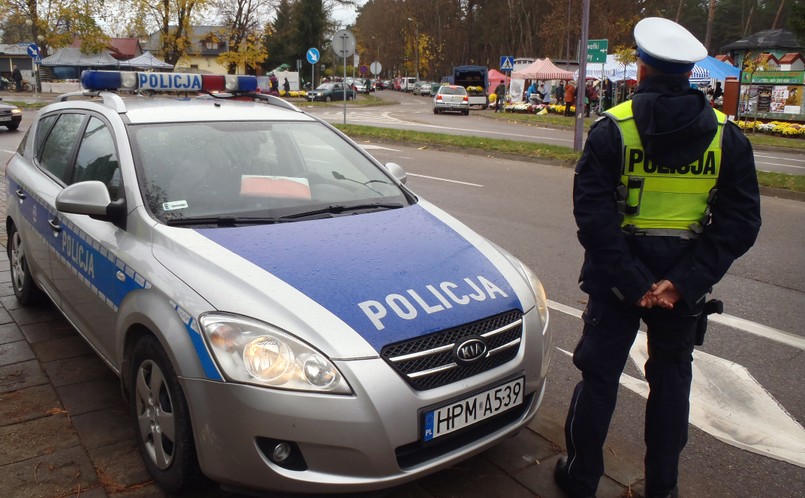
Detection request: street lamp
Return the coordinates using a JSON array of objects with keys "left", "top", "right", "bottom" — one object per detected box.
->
[{"left": 407, "top": 17, "right": 419, "bottom": 81}]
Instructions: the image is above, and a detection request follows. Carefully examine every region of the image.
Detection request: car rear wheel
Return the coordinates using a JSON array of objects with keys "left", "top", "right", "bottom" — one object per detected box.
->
[
  {"left": 8, "top": 224, "right": 43, "bottom": 305},
  {"left": 130, "top": 335, "right": 205, "bottom": 494},
  {"left": 433, "top": 108, "right": 439, "bottom": 114}
]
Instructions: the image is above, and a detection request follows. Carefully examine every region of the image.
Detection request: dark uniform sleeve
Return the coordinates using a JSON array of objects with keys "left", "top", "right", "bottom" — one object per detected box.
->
[
  {"left": 573, "top": 118, "right": 657, "bottom": 304},
  {"left": 665, "top": 122, "right": 762, "bottom": 306}
]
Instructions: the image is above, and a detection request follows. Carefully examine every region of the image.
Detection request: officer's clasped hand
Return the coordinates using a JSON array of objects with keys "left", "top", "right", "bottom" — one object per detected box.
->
[{"left": 637, "top": 280, "right": 680, "bottom": 309}]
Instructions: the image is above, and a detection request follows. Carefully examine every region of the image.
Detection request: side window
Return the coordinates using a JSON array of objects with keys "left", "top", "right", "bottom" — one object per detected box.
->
[
  {"left": 72, "top": 117, "right": 122, "bottom": 201},
  {"left": 39, "top": 113, "right": 85, "bottom": 182},
  {"left": 34, "top": 114, "right": 59, "bottom": 156}
]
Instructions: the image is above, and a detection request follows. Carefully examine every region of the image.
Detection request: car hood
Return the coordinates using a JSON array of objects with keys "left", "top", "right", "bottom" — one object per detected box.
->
[{"left": 152, "top": 201, "right": 533, "bottom": 359}]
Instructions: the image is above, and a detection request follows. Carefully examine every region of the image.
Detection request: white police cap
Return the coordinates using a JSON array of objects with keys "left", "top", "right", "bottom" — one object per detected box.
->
[{"left": 634, "top": 17, "right": 707, "bottom": 74}]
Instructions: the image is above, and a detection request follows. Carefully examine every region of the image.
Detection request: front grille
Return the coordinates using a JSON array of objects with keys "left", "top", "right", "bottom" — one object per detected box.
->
[{"left": 380, "top": 310, "right": 523, "bottom": 391}]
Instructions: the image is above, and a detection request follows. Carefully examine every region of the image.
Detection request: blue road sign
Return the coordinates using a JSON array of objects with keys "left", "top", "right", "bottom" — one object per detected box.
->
[
  {"left": 27, "top": 44, "right": 40, "bottom": 58},
  {"left": 500, "top": 56, "right": 515, "bottom": 72},
  {"left": 306, "top": 48, "right": 320, "bottom": 64}
]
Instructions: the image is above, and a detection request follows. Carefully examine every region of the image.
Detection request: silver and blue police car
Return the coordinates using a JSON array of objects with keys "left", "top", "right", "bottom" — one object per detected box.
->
[{"left": 4, "top": 71, "right": 552, "bottom": 495}]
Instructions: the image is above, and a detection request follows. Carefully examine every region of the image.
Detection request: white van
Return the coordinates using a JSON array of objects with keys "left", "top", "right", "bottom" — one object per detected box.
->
[{"left": 402, "top": 76, "right": 417, "bottom": 92}]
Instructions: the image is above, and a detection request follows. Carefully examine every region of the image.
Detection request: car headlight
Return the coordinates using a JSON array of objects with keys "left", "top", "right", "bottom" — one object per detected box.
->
[
  {"left": 199, "top": 313, "right": 352, "bottom": 394},
  {"left": 519, "top": 262, "right": 549, "bottom": 335},
  {"left": 11, "top": 108, "right": 22, "bottom": 115}
]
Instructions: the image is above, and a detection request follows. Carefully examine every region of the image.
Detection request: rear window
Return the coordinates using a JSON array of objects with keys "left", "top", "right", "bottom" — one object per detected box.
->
[{"left": 441, "top": 87, "right": 467, "bottom": 96}]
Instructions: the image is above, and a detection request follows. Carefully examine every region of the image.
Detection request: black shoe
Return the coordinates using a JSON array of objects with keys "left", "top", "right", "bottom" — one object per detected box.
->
[{"left": 554, "top": 456, "right": 596, "bottom": 498}]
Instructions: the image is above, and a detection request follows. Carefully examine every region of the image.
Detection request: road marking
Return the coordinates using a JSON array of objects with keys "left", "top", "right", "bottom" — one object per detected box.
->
[
  {"left": 557, "top": 339, "right": 805, "bottom": 469},
  {"left": 756, "top": 162, "right": 805, "bottom": 172},
  {"left": 755, "top": 153, "right": 805, "bottom": 164},
  {"left": 407, "top": 173, "right": 483, "bottom": 187}
]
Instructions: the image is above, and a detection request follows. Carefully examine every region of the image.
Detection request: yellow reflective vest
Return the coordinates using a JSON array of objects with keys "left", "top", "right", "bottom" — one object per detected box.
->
[{"left": 604, "top": 101, "right": 726, "bottom": 236}]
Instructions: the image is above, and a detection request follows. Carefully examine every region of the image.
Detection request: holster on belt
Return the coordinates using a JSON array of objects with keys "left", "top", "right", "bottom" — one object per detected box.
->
[{"left": 696, "top": 299, "right": 723, "bottom": 346}]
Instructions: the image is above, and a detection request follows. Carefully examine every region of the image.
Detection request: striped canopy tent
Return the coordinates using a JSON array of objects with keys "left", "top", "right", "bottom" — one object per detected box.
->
[
  {"left": 579, "top": 54, "right": 637, "bottom": 82},
  {"left": 689, "top": 65, "right": 711, "bottom": 85},
  {"left": 511, "top": 58, "right": 575, "bottom": 80}
]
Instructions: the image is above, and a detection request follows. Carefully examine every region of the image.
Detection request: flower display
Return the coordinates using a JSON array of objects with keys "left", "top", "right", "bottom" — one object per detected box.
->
[{"left": 735, "top": 120, "right": 805, "bottom": 137}]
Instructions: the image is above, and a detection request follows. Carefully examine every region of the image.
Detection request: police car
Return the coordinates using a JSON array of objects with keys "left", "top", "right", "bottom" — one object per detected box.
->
[{"left": 5, "top": 70, "right": 553, "bottom": 495}]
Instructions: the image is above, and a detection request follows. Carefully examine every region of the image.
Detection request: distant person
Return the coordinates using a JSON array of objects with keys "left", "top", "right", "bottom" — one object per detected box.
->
[
  {"left": 494, "top": 79, "right": 506, "bottom": 112},
  {"left": 712, "top": 81, "right": 723, "bottom": 100},
  {"left": 564, "top": 81, "right": 575, "bottom": 116},
  {"left": 526, "top": 81, "right": 537, "bottom": 103},
  {"left": 11, "top": 65, "right": 22, "bottom": 92},
  {"left": 283, "top": 77, "right": 290, "bottom": 93},
  {"left": 555, "top": 81, "right": 565, "bottom": 104}
]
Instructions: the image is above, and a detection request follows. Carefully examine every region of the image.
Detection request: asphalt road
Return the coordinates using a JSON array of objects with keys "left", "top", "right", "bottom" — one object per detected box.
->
[
  {"left": 305, "top": 89, "right": 805, "bottom": 176},
  {"left": 1, "top": 100, "right": 803, "bottom": 497}
]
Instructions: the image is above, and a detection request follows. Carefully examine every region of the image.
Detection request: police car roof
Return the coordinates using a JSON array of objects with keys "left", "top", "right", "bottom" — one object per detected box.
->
[{"left": 120, "top": 97, "right": 314, "bottom": 125}]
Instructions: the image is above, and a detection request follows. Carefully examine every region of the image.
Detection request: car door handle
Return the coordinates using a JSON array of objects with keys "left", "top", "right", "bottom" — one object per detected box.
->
[
  {"left": 15, "top": 188, "right": 26, "bottom": 200},
  {"left": 48, "top": 218, "right": 61, "bottom": 233}
]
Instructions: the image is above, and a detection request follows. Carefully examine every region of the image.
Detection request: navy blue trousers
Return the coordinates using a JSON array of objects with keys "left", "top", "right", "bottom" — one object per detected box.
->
[{"left": 563, "top": 296, "right": 700, "bottom": 496}]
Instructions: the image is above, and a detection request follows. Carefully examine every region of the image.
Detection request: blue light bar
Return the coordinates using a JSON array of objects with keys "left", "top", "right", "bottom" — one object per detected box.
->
[{"left": 80, "top": 70, "right": 259, "bottom": 94}]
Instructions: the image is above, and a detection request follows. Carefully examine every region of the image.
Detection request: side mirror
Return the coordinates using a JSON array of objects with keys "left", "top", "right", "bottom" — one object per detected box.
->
[
  {"left": 56, "top": 181, "right": 126, "bottom": 227},
  {"left": 384, "top": 162, "right": 407, "bottom": 184}
]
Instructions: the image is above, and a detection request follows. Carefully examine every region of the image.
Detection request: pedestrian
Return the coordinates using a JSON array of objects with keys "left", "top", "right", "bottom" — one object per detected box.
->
[
  {"left": 283, "top": 77, "right": 290, "bottom": 93},
  {"left": 554, "top": 17, "right": 761, "bottom": 498},
  {"left": 269, "top": 73, "right": 279, "bottom": 94},
  {"left": 555, "top": 81, "right": 565, "bottom": 104},
  {"left": 563, "top": 81, "right": 575, "bottom": 116},
  {"left": 526, "top": 80, "right": 537, "bottom": 103},
  {"left": 11, "top": 65, "right": 22, "bottom": 92},
  {"left": 494, "top": 79, "right": 506, "bottom": 112},
  {"left": 712, "top": 81, "right": 723, "bottom": 100}
]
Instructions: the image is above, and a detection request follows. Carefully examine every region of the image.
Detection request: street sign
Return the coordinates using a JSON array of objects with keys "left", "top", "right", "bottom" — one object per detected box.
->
[
  {"left": 306, "top": 48, "right": 320, "bottom": 64},
  {"left": 500, "top": 56, "right": 515, "bottom": 72},
  {"left": 587, "top": 39, "right": 608, "bottom": 64},
  {"left": 360, "top": 64, "right": 368, "bottom": 75},
  {"left": 27, "top": 44, "right": 40, "bottom": 58},
  {"left": 332, "top": 29, "right": 356, "bottom": 59},
  {"left": 370, "top": 61, "right": 382, "bottom": 76}
]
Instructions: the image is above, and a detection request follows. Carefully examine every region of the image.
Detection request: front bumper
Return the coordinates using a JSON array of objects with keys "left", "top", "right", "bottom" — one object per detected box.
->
[{"left": 181, "top": 311, "right": 548, "bottom": 494}]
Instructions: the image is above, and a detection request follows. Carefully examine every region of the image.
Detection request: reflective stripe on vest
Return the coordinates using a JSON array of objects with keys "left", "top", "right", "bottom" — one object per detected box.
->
[{"left": 605, "top": 101, "right": 726, "bottom": 234}]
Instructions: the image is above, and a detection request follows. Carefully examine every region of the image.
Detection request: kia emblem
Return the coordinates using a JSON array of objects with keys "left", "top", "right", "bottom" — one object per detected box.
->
[{"left": 454, "top": 337, "right": 488, "bottom": 365}]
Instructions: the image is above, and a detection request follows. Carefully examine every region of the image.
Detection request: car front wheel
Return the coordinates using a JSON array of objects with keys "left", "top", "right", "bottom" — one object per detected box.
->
[
  {"left": 8, "top": 224, "right": 43, "bottom": 305},
  {"left": 130, "top": 335, "right": 205, "bottom": 493}
]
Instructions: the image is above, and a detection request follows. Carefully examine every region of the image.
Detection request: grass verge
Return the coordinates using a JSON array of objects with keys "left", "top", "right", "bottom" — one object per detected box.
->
[{"left": 336, "top": 123, "right": 805, "bottom": 193}]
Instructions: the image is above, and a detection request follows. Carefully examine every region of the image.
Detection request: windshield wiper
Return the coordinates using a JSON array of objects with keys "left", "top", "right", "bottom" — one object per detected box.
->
[
  {"left": 279, "top": 202, "right": 405, "bottom": 220},
  {"left": 164, "top": 216, "right": 287, "bottom": 227},
  {"left": 163, "top": 203, "right": 404, "bottom": 226}
]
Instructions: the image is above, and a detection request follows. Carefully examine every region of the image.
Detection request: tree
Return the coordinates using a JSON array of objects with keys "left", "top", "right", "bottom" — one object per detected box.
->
[
  {"left": 210, "top": 0, "right": 271, "bottom": 74},
  {"left": 130, "top": 0, "right": 210, "bottom": 66},
  {"left": 265, "top": 0, "right": 298, "bottom": 71},
  {"left": 1, "top": 0, "right": 109, "bottom": 57}
]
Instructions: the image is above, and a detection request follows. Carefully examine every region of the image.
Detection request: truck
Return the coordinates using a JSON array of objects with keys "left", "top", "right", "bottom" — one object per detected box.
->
[{"left": 451, "top": 65, "right": 489, "bottom": 107}]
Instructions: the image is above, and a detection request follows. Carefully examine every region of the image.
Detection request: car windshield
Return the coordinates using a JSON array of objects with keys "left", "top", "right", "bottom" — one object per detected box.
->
[
  {"left": 128, "top": 121, "right": 410, "bottom": 224},
  {"left": 316, "top": 83, "right": 335, "bottom": 91},
  {"left": 441, "top": 87, "right": 466, "bottom": 95}
]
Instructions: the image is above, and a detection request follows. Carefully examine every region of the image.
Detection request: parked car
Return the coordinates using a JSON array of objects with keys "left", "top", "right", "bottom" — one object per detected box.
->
[
  {"left": 0, "top": 97, "right": 22, "bottom": 130},
  {"left": 412, "top": 81, "right": 432, "bottom": 96},
  {"left": 430, "top": 82, "right": 442, "bottom": 96},
  {"left": 307, "top": 82, "right": 355, "bottom": 101},
  {"left": 433, "top": 84, "right": 470, "bottom": 115},
  {"left": 5, "top": 70, "right": 552, "bottom": 496}
]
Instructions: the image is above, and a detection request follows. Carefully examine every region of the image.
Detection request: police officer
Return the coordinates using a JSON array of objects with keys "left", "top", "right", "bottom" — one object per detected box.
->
[{"left": 554, "top": 17, "right": 761, "bottom": 498}]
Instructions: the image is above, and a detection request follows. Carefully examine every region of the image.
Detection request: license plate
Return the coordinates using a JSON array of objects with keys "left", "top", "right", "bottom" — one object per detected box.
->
[
  {"left": 0, "top": 116, "right": 10, "bottom": 122},
  {"left": 423, "top": 377, "right": 524, "bottom": 441}
]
